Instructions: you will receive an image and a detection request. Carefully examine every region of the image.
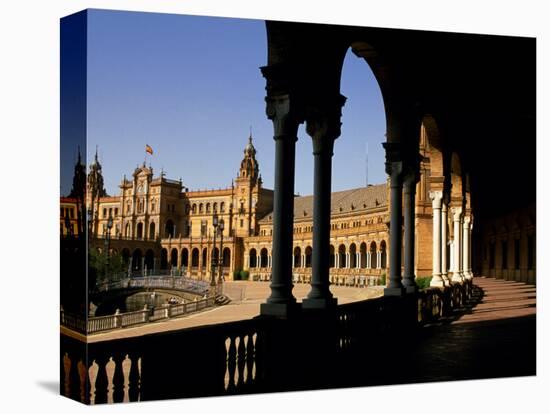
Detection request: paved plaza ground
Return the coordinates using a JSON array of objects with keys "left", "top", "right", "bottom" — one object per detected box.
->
[{"left": 84, "top": 281, "right": 384, "bottom": 343}]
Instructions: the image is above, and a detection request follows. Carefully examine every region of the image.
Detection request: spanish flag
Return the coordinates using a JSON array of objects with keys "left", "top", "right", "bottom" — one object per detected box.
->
[{"left": 145, "top": 144, "right": 153, "bottom": 155}]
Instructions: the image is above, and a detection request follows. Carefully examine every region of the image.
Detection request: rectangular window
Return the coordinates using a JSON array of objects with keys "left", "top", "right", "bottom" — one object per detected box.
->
[
  {"left": 240, "top": 219, "right": 244, "bottom": 228},
  {"left": 514, "top": 239, "right": 520, "bottom": 270},
  {"left": 501, "top": 240, "right": 508, "bottom": 269},
  {"left": 115, "top": 208, "right": 118, "bottom": 216}
]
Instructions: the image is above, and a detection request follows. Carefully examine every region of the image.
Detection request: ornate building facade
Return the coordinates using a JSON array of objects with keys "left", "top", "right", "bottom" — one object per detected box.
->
[{"left": 61, "top": 129, "right": 535, "bottom": 285}]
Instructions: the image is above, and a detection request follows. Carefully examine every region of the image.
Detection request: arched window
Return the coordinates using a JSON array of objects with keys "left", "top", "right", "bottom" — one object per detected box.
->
[
  {"left": 149, "top": 222, "right": 156, "bottom": 240},
  {"left": 370, "top": 241, "right": 378, "bottom": 269},
  {"left": 220, "top": 202, "right": 225, "bottom": 212},
  {"left": 181, "top": 249, "right": 189, "bottom": 268},
  {"left": 305, "top": 246, "right": 312, "bottom": 268},
  {"left": 192, "top": 204, "right": 197, "bottom": 214},
  {"left": 223, "top": 247, "right": 231, "bottom": 267},
  {"left": 338, "top": 244, "right": 346, "bottom": 268},
  {"left": 380, "top": 240, "right": 387, "bottom": 268},
  {"left": 160, "top": 248, "right": 168, "bottom": 270},
  {"left": 213, "top": 202, "right": 218, "bottom": 212},
  {"left": 360, "top": 242, "right": 367, "bottom": 268},
  {"left": 170, "top": 248, "right": 178, "bottom": 268},
  {"left": 349, "top": 243, "right": 357, "bottom": 268},
  {"left": 206, "top": 203, "right": 211, "bottom": 213},
  {"left": 249, "top": 248, "right": 257, "bottom": 268},
  {"left": 199, "top": 203, "right": 204, "bottom": 213},
  {"left": 202, "top": 248, "right": 208, "bottom": 268},
  {"left": 136, "top": 222, "right": 144, "bottom": 239},
  {"left": 329, "top": 245, "right": 335, "bottom": 268},
  {"left": 260, "top": 248, "right": 268, "bottom": 268},
  {"left": 191, "top": 248, "right": 199, "bottom": 267},
  {"left": 293, "top": 246, "right": 301, "bottom": 268}
]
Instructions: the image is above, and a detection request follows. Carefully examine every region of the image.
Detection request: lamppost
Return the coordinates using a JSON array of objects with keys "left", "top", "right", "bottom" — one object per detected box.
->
[
  {"left": 210, "top": 213, "right": 218, "bottom": 289},
  {"left": 104, "top": 216, "right": 113, "bottom": 280},
  {"left": 218, "top": 219, "right": 225, "bottom": 284}
]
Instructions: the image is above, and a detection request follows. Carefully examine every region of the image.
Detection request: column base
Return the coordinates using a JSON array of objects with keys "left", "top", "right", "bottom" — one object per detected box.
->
[
  {"left": 260, "top": 302, "right": 301, "bottom": 318},
  {"left": 302, "top": 296, "right": 338, "bottom": 310},
  {"left": 450, "top": 272, "right": 463, "bottom": 283},
  {"left": 430, "top": 275, "right": 446, "bottom": 288},
  {"left": 384, "top": 286, "right": 406, "bottom": 297}
]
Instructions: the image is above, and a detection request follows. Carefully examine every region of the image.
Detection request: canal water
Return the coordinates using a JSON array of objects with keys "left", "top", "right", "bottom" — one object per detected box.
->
[{"left": 94, "top": 291, "right": 193, "bottom": 316}]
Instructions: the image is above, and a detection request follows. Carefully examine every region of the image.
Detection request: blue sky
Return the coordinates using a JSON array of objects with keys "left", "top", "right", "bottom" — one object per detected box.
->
[{"left": 68, "top": 9, "right": 386, "bottom": 196}]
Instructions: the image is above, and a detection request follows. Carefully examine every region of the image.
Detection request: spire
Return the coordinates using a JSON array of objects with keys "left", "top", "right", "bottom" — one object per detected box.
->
[{"left": 94, "top": 145, "right": 99, "bottom": 164}]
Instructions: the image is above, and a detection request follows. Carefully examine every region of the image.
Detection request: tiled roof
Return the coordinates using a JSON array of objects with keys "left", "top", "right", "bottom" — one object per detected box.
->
[{"left": 259, "top": 184, "right": 387, "bottom": 223}]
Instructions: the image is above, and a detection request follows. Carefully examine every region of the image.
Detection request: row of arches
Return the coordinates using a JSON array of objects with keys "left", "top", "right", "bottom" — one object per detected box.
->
[
  {"left": 162, "top": 247, "right": 231, "bottom": 269},
  {"left": 248, "top": 241, "right": 387, "bottom": 270},
  {"left": 121, "top": 220, "right": 177, "bottom": 240},
  {"left": 190, "top": 202, "right": 226, "bottom": 215}
]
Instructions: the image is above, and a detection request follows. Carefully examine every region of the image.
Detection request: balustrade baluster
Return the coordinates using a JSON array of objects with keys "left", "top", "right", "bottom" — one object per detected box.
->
[
  {"left": 236, "top": 335, "right": 247, "bottom": 389},
  {"left": 77, "top": 359, "right": 89, "bottom": 404},
  {"left": 111, "top": 353, "right": 126, "bottom": 403},
  {"left": 127, "top": 353, "right": 141, "bottom": 402},
  {"left": 226, "top": 336, "right": 237, "bottom": 393},
  {"left": 92, "top": 357, "right": 109, "bottom": 404},
  {"left": 246, "top": 332, "right": 256, "bottom": 386}
]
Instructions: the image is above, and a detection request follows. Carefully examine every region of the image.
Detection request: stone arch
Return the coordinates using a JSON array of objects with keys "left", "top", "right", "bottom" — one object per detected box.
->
[
  {"left": 144, "top": 249, "right": 155, "bottom": 271},
  {"left": 160, "top": 248, "right": 168, "bottom": 270},
  {"left": 191, "top": 248, "right": 199, "bottom": 267},
  {"left": 338, "top": 244, "right": 346, "bottom": 268},
  {"left": 249, "top": 248, "right": 257, "bottom": 268},
  {"left": 121, "top": 248, "right": 131, "bottom": 267},
  {"left": 349, "top": 243, "right": 357, "bottom": 267},
  {"left": 132, "top": 249, "right": 143, "bottom": 271},
  {"left": 181, "top": 248, "right": 189, "bottom": 268},
  {"left": 222, "top": 247, "right": 231, "bottom": 267},
  {"left": 293, "top": 246, "right": 301, "bottom": 268},
  {"left": 329, "top": 245, "right": 335, "bottom": 268},
  {"left": 305, "top": 246, "right": 312, "bottom": 268},
  {"left": 380, "top": 240, "right": 387, "bottom": 268},
  {"left": 360, "top": 242, "right": 367, "bottom": 268},
  {"left": 260, "top": 248, "right": 269, "bottom": 268},
  {"left": 202, "top": 248, "right": 207, "bottom": 268},
  {"left": 170, "top": 248, "right": 178, "bottom": 268},
  {"left": 370, "top": 241, "right": 377, "bottom": 269}
]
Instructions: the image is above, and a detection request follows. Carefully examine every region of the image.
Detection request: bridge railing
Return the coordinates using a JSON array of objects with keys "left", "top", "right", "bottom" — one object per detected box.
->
[{"left": 62, "top": 295, "right": 217, "bottom": 334}]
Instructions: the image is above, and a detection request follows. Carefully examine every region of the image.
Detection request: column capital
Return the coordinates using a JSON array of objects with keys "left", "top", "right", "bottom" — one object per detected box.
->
[
  {"left": 451, "top": 206, "right": 463, "bottom": 221},
  {"left": 463, "top": 215, "right": 471, "bottom": 226},
  {"left": 429, "top": 190, "right": 443, "bottom": 208},
  {"left": 265, "top": 94, "right": 303, "bottom": 140},
  {"left": 305, "top": 95, "right": 347, "bottom": 153}
]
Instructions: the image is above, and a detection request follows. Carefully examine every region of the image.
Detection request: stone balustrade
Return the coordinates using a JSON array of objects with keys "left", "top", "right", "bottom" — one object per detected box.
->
[{"left": 61, "top": 279, "right": 473, "bottom": 404}]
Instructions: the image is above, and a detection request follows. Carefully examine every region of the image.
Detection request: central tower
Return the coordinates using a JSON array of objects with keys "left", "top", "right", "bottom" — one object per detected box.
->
[{"left": 233, "top": 134, "right": 263, "bottom": 237}]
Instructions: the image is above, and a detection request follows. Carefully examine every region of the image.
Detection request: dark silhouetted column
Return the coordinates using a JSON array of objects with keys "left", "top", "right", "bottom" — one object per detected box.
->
[
  {"left": 303, "top": 96, "right": 346, "bottom": 310},
  {"left": 383, "top": 142, "right": 405, "bottom": 296},
  {"left": 260, "top": 95, "right": 301, "bottom": 317},
  {"left": 402, "top": 169, "right": 419, "bottom": 293}
]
